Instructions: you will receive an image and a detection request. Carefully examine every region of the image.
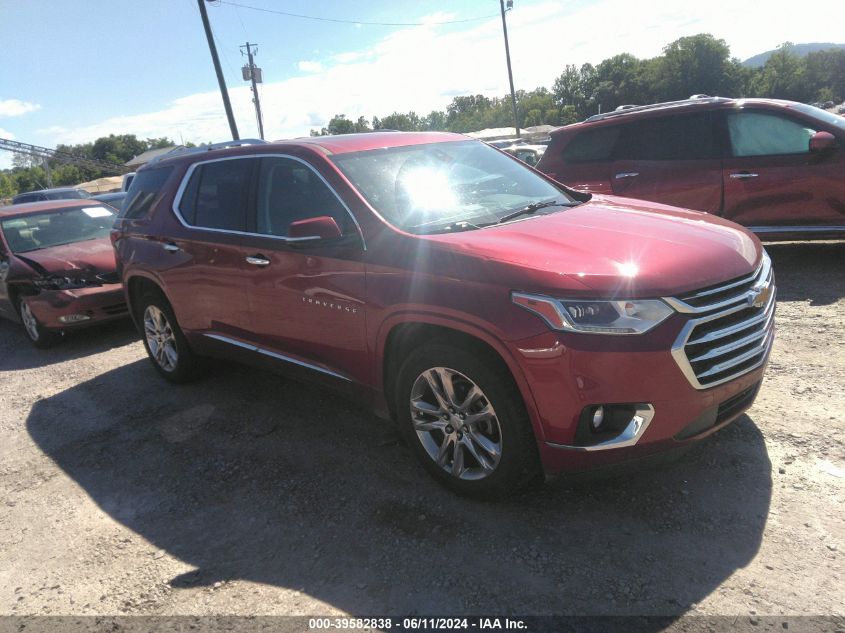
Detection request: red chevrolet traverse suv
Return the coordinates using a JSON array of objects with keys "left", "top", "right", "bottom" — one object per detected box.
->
[
  {"left": 112, "top": 132, "right": 775, "bottom": 498},
  {"left": 537, "top": 97, "right": 845, "bottom": 240}
]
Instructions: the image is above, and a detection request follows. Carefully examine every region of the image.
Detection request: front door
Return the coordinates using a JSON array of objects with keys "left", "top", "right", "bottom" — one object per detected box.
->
[
  {"left": 721, "top": 109, "right": 845, "bottom": 229},
  {"left": 241, "top": 155, "right": 367, "bottom": 384}
]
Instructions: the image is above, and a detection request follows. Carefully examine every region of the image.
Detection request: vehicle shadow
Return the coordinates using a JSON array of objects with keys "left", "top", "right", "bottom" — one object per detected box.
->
[
  {"left": 26, "top": 360, "right": 772, "bottom": 619},
  {"left": 764, "top": 240, "right": 845, "bottom": 306},
  {"left": 0, "top": 318, "right": 138, "bottom": 371}
]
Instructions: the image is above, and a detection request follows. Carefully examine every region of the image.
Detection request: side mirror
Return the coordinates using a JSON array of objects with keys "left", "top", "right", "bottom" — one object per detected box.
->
[
  {"left": 809, "top": 131, "right": 836, "bottom": 153},
  {"left": 288, "top": 215, "right": 343, "bottom": 240}
]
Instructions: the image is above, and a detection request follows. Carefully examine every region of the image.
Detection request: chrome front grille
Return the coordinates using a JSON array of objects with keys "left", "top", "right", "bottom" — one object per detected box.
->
[{"left": 664, "top": 253, "right": 776, "bottom": 389}]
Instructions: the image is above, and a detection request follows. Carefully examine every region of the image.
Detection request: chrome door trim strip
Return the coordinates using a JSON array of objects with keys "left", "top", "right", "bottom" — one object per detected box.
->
[
  {"left": 748, "top": 225, "right": 845, "bottom": 234},
  {"left": 203, "top": 333, "right": 350, "bottom": 382},
  {"left": 170, "top": 153, "right": 367, "bottom": 250}
]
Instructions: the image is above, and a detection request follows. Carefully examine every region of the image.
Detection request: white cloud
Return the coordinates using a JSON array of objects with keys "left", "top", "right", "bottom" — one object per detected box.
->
[
  {"left": 33, "top": 0, "right": 843, "bottom": 147},
  {"left": 297, "top": 60, "right": 323, "bottom": 73},
  {"left": 0, "top": 99, "right": 41, "bottom": 118}
]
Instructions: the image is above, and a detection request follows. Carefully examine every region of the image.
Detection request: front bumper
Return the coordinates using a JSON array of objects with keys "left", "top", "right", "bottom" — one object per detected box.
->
[
  {"left": 26, "top": 284, "right": 129, "bottom": 329},
  {"left": 509, "top": 316, "right": 772, "bottom": 475}
]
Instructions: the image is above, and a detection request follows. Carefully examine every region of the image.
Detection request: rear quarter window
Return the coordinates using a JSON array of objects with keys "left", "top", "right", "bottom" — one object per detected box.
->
[
  {"left": 561, "top": 126, "right": 621, "bottom": 163},
  {"left": 120, "top": 166, "right": 175, "bottom": 219}
]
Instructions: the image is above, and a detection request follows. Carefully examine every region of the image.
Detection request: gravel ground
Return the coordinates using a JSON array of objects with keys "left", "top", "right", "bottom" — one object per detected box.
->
[{"left": 0, "top": 241, "right": 842, "bottom": 621}]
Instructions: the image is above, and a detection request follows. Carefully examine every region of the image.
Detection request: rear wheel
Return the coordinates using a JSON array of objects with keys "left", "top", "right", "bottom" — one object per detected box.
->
[
  {"left": 395, "top": 343, "right": 541, "bottom": 499},
  {"left": 17, "top": 297, "right": 60, "bottom": 349},
  {"left": 138, "top": 291, "right": 204, "bottom": 383}
]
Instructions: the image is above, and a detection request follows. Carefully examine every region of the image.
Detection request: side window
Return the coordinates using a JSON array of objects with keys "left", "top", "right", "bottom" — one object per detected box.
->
[
  {"left": 121, "top": 166, "right": 174, "bottom": 219},
  {"left": 727, "top": 111, "right": 817, "bottom": 157},
  {"left": 562, "top": 127, "right": 621, "bottom": 163},
  {"left": 255, "top": 157, "right": 349, "bottom": 237},
  {"left": 178, "top": 159, "right": 253, "bottom": 231},
  {"left": 615, "top": 113, "right": 714, "bottom": 161}
]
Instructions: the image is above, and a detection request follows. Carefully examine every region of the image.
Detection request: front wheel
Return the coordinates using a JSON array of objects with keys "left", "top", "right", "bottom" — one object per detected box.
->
[
  {"left": 138, "top": 292, "right": 204, "bottom": 383},
  {"left": 17, "top": 297, "right": 61, "bottom": 349},
  {"left": 395, "top": 343, "right": 541, "bottom": 499}
]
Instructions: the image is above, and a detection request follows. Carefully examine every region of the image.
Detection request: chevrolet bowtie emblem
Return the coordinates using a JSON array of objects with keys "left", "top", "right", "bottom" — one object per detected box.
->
[{"left": 749, "top": 283, "right": 772, "bottom": 308}]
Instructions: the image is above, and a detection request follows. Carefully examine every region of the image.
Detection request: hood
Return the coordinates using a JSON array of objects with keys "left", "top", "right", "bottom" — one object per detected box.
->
[
  {"left": 13, "top": 236, "right": 117, "bottom": 277},
  {"left": 426, "top": 195, "right": 761, "bottom": 298}
]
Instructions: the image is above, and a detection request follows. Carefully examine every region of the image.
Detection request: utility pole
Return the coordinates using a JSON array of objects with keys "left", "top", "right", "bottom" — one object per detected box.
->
[
  {"left": 499, "top": 0, "right": 520, "bottom": 138},
  {"left": 197, "top": 0, "right": 239, "bottom": 140},
  {"left": 241, "top": 42, "right": 265, "bottom": 140}
]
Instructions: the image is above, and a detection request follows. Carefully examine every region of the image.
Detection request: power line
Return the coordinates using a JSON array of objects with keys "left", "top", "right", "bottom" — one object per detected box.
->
[{"left": 216, "top": 1, "right": 498, "bottom": 27}]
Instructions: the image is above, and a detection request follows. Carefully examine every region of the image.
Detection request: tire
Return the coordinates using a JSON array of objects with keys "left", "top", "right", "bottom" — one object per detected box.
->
[
  {"left": 395, "top": 342, "right": 541, "bottom": 499},
  {"left": 137, "top": 289, "right": 205, "bottom": 383},
  {"left": 17, "top": 296, "right": 61, "bottom": 349}
]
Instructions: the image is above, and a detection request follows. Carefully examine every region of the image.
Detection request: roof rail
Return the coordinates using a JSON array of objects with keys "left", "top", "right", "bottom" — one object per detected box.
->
[
  {"left": 146, "top": 138, "right": 268, "bottom": 165},
  {"left": 584, "top": 96, "right": 731, "bottom": 124}
]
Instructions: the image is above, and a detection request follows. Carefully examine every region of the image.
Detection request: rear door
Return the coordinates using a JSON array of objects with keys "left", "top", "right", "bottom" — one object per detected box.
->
[
  {"left": 240, "top": 155, "right": 368, "bottom": 385},
  {"left": 157, "top": 157, "right": 255, "bottom": 340},
  {"left": 609, "top": 111, "right": 722, "bottom": 212},
  {"left": 542, "top": 126, "right": 620, "bottom": 194},
  {"left": 721, "top": 109, "right": 844, "bottom": 228}
]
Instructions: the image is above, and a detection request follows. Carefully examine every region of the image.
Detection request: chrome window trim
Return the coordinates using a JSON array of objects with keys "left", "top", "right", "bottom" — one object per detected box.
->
[
  {"left": 170, "top": 153, "right": 366, "bottom": 250},
  {"left": 546, "top": 404, "right": 654, "bottom": 452},
  {"left": 203, "top": 333, "right": 350, "bottom": 381},
  {"left": 747, "top": 225, "right": 845, "bottom": 234}
]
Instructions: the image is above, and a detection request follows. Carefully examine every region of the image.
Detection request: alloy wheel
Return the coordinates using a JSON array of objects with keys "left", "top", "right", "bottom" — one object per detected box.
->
[
  {"left": 409, "top": 366, "right": 503, "bottom": 481},
  {"left": 20, "top": 301, "right": 40, "bottom": 341},
  {"left": 143, "top": 305, "right": 178, "bottom": 372}
]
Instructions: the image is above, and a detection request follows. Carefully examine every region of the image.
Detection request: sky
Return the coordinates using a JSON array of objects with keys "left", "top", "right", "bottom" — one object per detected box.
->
[{"left": 1, "top": 0, "right": 843, "bottom": 169}]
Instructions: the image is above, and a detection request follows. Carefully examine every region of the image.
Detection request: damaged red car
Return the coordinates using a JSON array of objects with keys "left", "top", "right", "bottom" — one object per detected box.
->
[{"left": 0, "top": 199, "right": 128, "bottom": 347}]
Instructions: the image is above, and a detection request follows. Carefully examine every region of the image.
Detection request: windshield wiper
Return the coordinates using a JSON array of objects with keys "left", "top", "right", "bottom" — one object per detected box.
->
[{"left": 496, "top": 199, "right": 576, "bottom": 225}]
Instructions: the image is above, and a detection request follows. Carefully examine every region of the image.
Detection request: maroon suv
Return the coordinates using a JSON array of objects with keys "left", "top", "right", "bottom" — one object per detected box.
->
[
  {"left": 112, "top": 132, "right": 775, "bottom": 498},
  {"left": 537, "top": 97, "right": 845, "bottom": 240}
]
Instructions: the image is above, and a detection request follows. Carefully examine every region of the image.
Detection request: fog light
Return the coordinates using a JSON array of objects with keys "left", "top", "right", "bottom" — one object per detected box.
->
[
  {"left": 59, "top": 314, "right": 91, "bottom": 324},
  {"left": 591, "top": 406, "right": 605, "bottom": 430}
]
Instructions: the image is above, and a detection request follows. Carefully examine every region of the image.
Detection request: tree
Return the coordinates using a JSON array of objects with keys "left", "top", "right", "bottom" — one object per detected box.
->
[
  {"left": 552, "top": 65, "right": 583, "bottom": 112},
  {"left": 593, "top": 53, "right": 648, "bottom": 112},
  {"left": 0, "top": 172, "right": 16, "bottom": 198},
  {"left": 423, "top": 110, "right": 447, "bottom": 130},
  {"left": 750, "top": 42, "right": 806, "bottom": 101},
  {"left": 657, "top": 34, "right": 739, "bottom": 100},
  {"left": 375, "top": 112, "right": 422, "bottom": 131}
]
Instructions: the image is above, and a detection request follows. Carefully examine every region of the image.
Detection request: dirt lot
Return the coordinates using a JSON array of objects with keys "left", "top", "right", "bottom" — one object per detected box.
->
[{"left": 0, "top": 241, "right": 842, "bottom": 623}]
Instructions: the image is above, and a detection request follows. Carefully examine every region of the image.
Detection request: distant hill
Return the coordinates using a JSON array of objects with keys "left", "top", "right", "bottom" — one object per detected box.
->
[{"left": 742, "top": 43, "right": 845, "bottom": 68}]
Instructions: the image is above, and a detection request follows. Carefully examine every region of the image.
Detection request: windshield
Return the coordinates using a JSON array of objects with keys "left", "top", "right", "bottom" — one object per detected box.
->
[
  {"left": 1, "top": 205, "right": 116, "bottom": 254},
  {"left": 331, "top": 140, "right": 574, "bottom": 234},
  {"left": 791, "top": 103, "right": 845, "bottom": 131}
]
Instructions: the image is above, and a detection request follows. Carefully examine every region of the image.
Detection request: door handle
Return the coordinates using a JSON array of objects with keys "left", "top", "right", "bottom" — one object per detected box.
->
[
  {"left": 162, "top": 242, "right": 181, "bottom": 252},
  {"left": 730, "top": 172, "right": 759, "bottom": 179},
  {"left": 245, "top": 255, "right": 271, "bottom": 267},
  {"left": 614, "top": 172, "right": 640, "bottom": 180}
]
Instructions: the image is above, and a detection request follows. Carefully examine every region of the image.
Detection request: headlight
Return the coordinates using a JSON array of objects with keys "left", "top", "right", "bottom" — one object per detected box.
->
[{"left": 512, "top": 292, "right": 674, "bottom": 335}]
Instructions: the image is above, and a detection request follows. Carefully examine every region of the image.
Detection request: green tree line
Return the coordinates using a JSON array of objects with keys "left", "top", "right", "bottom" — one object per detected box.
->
[{"left": 312, "top": 34, "right": 845, "bottom": 136}]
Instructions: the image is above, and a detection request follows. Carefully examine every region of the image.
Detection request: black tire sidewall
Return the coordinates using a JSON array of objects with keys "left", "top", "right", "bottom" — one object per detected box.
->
[{"left": 395, "top": 343, "right": 540, "bottom": 499}]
